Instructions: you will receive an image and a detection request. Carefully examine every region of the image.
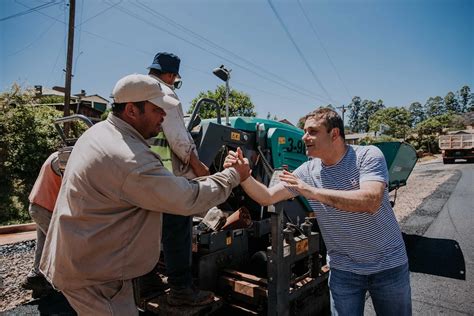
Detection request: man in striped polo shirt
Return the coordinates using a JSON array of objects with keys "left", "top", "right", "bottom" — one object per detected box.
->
[{"left": 224, "top": 108, "right": 411, "bottom": 316}]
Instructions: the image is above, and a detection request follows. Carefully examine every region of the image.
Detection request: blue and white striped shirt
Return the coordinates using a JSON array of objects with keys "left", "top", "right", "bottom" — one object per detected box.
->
[{"left": 291, "top": 145, "right": 407, "bottom": 274}]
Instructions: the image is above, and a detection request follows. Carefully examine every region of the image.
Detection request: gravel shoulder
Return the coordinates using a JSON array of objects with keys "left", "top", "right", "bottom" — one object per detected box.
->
[{"left": 0, "top": 158, "right": 463, "bottom": 313}]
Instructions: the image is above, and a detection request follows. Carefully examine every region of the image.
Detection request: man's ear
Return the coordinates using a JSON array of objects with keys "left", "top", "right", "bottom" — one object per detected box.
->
[
  {"left": 124, "top": 102, "right": 138, "bottom": 120},
  {"left": 332, "top": 128, "right": 340, "bottom": 140}
]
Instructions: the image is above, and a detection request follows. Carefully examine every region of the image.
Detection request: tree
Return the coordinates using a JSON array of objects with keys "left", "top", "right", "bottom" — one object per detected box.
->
[
  {"left": 188, "top": 85, "right": 256, "bottom": 119},
  {"left": 408, "top": 101, "right": 425, "bottom": 127},
  {"left": 368, "top": 107, "right": 411, "bottom": 139},
  {"left": 413, "top": 117, "right": 443, "bottom": 153},
  {"left": 424, "top": 96, "right": 444, "bottom": 117},
  {"left": 458, "top": 85, "right": 472, "bottom": 112},
  {"left": 413, "top": 113, "right": 464, "bottom": 153},
  {"left": 359, "top": 99, "right": 385, "bottom": 132},
  {"left": 348, "top": 96, "right": 362, "bottom": 132},
  {"left": 444, "top": 91, "right": 460, "bottom": 113},
  {"left": 0, "top": 84, "right": 62, "bottom": 224}
]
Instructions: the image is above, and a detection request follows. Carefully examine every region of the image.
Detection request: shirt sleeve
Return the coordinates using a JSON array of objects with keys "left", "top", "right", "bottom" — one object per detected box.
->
[
  {"left": 283, "top": 162, "right": 310, "bottom": 197},
  {"left": 120, "top": 162, "right": 240, "bottom": 215},
  {"left": 359, "top": 146, "right": 389, "bottom": 185},
  {"left": 161, "top": 104, "right": 196, "bottom": 165}
]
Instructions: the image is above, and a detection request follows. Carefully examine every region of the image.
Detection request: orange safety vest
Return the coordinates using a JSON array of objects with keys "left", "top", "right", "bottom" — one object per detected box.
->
[{"left": 29, "top": 152, "right": 62, "bottom": 212}]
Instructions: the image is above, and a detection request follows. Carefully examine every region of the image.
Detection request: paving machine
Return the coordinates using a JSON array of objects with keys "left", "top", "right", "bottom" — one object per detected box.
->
[
  {"left": 142, "top": 98, "right": 418, "bottom": 315},
  {"left": 54, "top": 99, "right": 418, "bottom": 315}
]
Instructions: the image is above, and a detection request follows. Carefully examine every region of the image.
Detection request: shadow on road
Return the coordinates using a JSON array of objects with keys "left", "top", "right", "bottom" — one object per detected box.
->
[{"left": 403, "top": 233, "right": 465, "bottom": 280}]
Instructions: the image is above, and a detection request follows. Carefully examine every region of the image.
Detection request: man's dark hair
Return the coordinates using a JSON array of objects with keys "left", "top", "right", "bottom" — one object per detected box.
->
[
  {"left": 148, "top": 68, "right": 165, "bottom": 77},
  {"left": 304, "top": 107, "right": 345, "bottom": 140},
  {"left": 111, "top": 101, "right": 146, "bottom": 115}
]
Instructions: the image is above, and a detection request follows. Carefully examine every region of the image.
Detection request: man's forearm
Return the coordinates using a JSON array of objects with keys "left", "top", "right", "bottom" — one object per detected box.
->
[
  {"left": 307, "top": 186, "right": 383, "bottom": 213},
  {"left": 241, "top": 177, "right": 293, "bottom": 206},
  {"left": 189, "top": 151, "right": 209, "bottom": 177}
]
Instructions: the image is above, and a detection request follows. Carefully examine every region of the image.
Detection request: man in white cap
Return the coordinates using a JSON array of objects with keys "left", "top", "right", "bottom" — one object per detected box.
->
[
  {"left": 146, "top": 52, "right": 213, "bottom": 306},
  {"left": 40, "top": 74, "right": 250, "bottom": 315}
]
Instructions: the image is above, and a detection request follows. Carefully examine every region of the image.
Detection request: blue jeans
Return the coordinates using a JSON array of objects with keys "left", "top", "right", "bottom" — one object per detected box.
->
[
  {"left": 29, "top": 203, "right": 52, "bottom": 275},
  {"left": 329, "top": 263, "right": 411, "bottom": 316},
  {"left": 162, "top": 213, "right": 193, "bottom": 289}
]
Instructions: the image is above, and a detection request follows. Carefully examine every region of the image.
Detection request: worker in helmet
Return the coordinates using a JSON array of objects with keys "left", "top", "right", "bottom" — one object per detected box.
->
[{"left": 146, "top": 52, "right": 213, "bottom": 306}]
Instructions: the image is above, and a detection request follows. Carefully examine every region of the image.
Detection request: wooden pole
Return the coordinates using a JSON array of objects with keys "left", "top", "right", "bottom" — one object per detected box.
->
[{"left": 64, "top": 0, "right": 75, "bottom": 118}]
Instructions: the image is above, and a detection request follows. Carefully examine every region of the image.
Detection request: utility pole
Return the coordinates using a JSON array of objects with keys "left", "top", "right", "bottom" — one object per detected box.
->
[
  {"left": 64, "top": 0, "right": 75, "bottom": 117},
  {"left": 336, "top": 104, "right": 346, "bottom": 125}
]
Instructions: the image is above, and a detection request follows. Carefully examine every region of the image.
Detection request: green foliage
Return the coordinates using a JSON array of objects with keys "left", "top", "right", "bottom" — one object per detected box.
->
[
  {"left": 348, "top": 96, "right": 362, "bottom": 132},
  {"left": 188, "top": 85, "right": 256, "bottom": 119},
  {"left": 368, "top": 107, "right": 411, "bottom": 139},
  {"left": 408, "top": 102, "right": 425, "bottom": 127},
  {"left": 0, "top": 84, "right": 62, "bottom": 224},
  {"left": 360, "top": 99, "right": 385, "bottom": 132},
  {"left": 412, "top": 113, "right": 463, "bottom": 153},
  {"left": 458, "top": 86, "right": 471, "bottom": 112},
  {"left": 424, "top": 96, "right": 445, "bottom": 117},
  {"left": 348, "top": 97, "right": 384, "bottom": 132},
  {"left": 38, "top": 95, "right": 64, "bottom": 105},
  {"left": 101, "top": 108, "right": 111, "bottom": 120},
  {"left": 444, "top": 91, "right": 460, "bottom": 113},
  {"left": 358, "top": 134, "right": 399, "bottom": 145}
]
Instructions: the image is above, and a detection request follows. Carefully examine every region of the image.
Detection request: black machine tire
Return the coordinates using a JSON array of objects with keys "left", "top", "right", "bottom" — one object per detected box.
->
[{"left": 443, "top": 158, "right": 454, "bottom": 164}]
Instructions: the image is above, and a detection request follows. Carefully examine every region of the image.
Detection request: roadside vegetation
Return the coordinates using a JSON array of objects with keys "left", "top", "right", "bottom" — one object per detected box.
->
[{"left": 0, "top": 83, "right": 472, "bottom": 225}]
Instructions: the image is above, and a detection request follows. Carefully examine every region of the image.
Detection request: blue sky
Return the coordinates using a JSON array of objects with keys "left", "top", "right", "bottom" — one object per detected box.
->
[{"left": 1, "top": 0, "right": 472, "bottom": 125}]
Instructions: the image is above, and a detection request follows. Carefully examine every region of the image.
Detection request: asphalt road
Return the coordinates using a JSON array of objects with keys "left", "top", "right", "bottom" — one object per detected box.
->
[{"left": 366, "top": 160, "right": 474, "bottom": 315}]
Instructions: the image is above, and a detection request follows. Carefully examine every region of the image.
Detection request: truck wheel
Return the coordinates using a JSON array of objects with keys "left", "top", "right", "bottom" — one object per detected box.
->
[{"left": 443, "top": 158, "right": 452, "bottom": 164}]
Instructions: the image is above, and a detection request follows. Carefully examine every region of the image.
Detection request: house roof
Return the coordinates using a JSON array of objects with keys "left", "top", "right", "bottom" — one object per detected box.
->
[
  {"left": 447, "top": 129, "right": 474, "bottom": 135},
  {"left": 81, "top": 95, "right": 109, "bottom": 103},
  {"left": 39, "top": 87, "right": 109, "bottom": 104}
]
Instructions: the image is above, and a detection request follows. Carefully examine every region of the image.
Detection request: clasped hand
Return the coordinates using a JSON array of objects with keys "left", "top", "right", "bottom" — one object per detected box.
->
[
  {"left": 278, "top": 170, "right": 313, "bottom": 198},
  {"left": 223, "top": 147, "right": 251, "bottom": 182}
]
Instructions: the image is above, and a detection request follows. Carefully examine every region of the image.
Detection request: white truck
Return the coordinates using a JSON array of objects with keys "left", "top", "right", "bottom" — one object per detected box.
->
[{"left": 438, "top": 131, "right": 474, "bottom": 164}]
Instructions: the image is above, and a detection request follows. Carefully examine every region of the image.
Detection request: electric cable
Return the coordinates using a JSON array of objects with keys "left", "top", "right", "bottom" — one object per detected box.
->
[
  {"left": 267, "top": 0, "right": 334, "bottom": 103},
  {"left": 0, "top": 1, "right": 59, "bottom": 22},
  {"left": 296, "top": 0, "right": 352, "bottom": 100},
  {"left": 133, "top": 0, "right": 331, "bottom": 103},
  {"left": 7, "top": 18, "right": 58, "bottom": 56},
  {"left": 111, "top": 1, "right": 333, "bottom": 104}
]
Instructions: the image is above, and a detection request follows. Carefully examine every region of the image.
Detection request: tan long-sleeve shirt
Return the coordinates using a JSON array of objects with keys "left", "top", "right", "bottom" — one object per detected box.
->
[
  {"left": 148, "top": 74, "right": 197, "bottom": 178},
  {"left": 40, "top": 113, "right": 239, "bottom": 290}
]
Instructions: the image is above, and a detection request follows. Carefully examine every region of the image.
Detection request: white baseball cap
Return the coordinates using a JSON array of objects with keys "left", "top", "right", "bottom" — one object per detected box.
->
[{"left": 112, "top": 74, "right": 179, "bottom": 110}]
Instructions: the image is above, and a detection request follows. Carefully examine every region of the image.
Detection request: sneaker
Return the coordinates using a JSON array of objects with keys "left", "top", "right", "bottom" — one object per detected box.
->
[
  {"left": 31, "top": 287, "right": 56, "bottom": 299},
  {"left": 133, "top": 271, "right": 167, "bottom": 310},
  {"left": 21, "top": 274, "right": 53, "bottom": 292},
  {"left": 167, "top": 286, "right": 214, "bottom": 306}
]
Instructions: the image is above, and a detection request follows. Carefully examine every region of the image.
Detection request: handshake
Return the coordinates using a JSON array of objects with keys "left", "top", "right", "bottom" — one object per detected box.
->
[{"left": 224, "top": 147, "right": 252, "bottom": 182}]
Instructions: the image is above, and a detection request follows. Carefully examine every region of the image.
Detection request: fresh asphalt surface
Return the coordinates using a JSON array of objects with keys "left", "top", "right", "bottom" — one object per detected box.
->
[{"left": 5, "top": 159, "right": 474, "bottom": 315}]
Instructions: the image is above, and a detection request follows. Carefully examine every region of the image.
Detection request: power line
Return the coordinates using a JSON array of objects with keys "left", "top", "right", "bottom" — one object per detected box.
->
[
  {"left": 12, "top": 0, "right": 331, "bottom": 105},
  {"left": 185, "top": 65, "right": 308, "bottom": 104},
  {"left": 7, "top": 17, "right": 58, "bottom": 56},
  {"left": 267, "top": 0, "right": 334, "bottom": 103},
  {"left": 76, "top": 0, "right": 121, "bottom": 27},
  {"left": 296, "top": 0, "right": 352, "bottom": 100},
  {"left": 0, "top": 1, "right": 60, "bottom": 22},
  {"left": 74, "top": 0, "right": 84, "bottom": 73},
  {"left": 133, "top": 0, "right": 330, "bottom": 103},
  {"left": 110, "top": 1, "right": 332, "bottom": 104}
]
